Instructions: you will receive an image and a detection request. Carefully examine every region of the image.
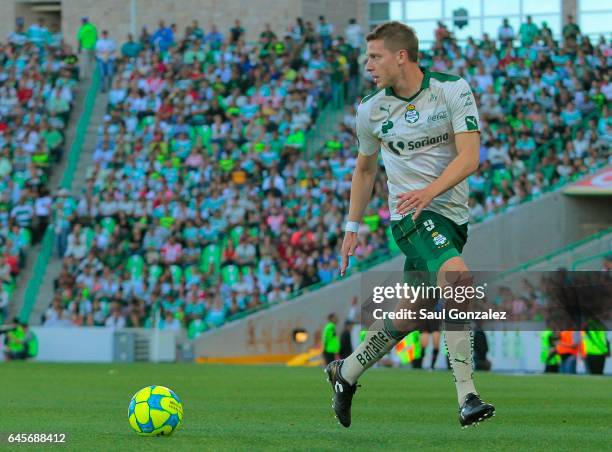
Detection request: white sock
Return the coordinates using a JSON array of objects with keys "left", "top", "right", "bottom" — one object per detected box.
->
[
  {"left": 444, "top": 323, "right": 477, "bottom": 405},
  {"left": 340, "top": 318, "right": 404, "bottom": 385}
]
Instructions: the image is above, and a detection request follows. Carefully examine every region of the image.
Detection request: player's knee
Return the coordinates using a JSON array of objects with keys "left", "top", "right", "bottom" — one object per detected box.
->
[
  {"left": 438, "top": 256, "right": 469, "bottom": 275},
  {"left": 442, "top": 269, "right": 476, "bottom": 312}
]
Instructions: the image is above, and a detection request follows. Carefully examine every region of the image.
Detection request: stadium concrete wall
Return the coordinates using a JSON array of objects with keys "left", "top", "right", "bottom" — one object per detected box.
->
[
  {"left": 193, "top": 191, "right": 612, "bottom": 359},
  {"left": 61, "top": 0, "right": 291, "bottom": 49},
  {"left": 1, "top": 0, "right": 579, "bottom": 50},
  {"left": 19, "top": 327, "right": 177, "bottom": 362},
  {"left": 0, "top": 1, "right": 16, "bottom": 43},
  {"left": 0, "top": 0, "right": 367, "bottom": 51},
  {"left": 463, "top": 191, "right": 612, "bottom": 271}
]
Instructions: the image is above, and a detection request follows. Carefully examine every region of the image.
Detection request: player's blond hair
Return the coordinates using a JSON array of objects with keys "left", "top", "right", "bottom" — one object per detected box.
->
[{"left": 366, "top": 21, "right": 419, "bottom": 62}]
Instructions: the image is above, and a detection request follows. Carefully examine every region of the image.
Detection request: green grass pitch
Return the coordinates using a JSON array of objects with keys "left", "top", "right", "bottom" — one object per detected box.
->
[{"left": 2, "top": 363, "right": 610, "bottom": 451}]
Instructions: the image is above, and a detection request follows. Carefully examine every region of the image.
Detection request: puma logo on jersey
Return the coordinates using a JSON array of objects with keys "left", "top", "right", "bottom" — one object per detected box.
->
[
  {"left": 465, "top": 116, "right": 478, "bottom": 130},
  {"left": 380, "top": 105, "right": 391, "bottom": 115}
]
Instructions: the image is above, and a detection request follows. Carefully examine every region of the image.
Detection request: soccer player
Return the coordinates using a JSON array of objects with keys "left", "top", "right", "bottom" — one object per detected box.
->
[{"left": 325, "top": 22, "right": 495, "bottom": 428}]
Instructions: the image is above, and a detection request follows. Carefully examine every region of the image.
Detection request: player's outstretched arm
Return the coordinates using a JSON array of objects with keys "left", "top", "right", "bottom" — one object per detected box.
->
[
  {"left": 396, "top": 131, "right": 480, "bottom": 219},
  {"left": 340, "top": 152, "right": 378, "bottom": 276}
]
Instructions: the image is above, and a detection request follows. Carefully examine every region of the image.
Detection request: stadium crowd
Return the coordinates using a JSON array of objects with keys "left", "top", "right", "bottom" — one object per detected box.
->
[
  {"left": 41, "top": 16, "right": 610, "bottom": 336},
  {"left": 43, "top": 17, "right": 377, "bottom": 335},
  {"left": 0, "top": 19, "right": 78, "bottom": 323}
]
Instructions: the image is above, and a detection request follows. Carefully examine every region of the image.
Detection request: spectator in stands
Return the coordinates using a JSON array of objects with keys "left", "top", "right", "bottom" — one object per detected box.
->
[
  {"left": 105, "top": 303, "right": 126, "bottom": 329},
  {"left": 10, "top": 194, "right": 33, "bottom": 231},
  {"left": 151, "top": 20, "right": 174, "bottom": 52},
  {"left": 206, "top": 24, "right": 224, "bottom": 49},
  {"left": 43, "top": 296, "right": 72, "bottom": 326},
  {"left": 345, "top": 18, "right": 363, "bottom": 51},
  {"left": 486, "top": 139, "right": 508, "bottom": 170},
  {"left": 435, "top": 21, "right": 451, "bottom": 43},
  {"left": 562, "top": 15, "right": 581, "bottom": 43},
  {"left": 518, "top": 15, "right": 539, "bottom": 47},
  {"left": 497, "top": 18, "right": 515, "bottom": 44},
  {"left": 52, "top": 189, "right": 73, "bottom": 257},
  {"left": 229, "top": 19, "right": 245, "bottom": 45},
  {"left": 561, "top": 102, "right": 582, "bottom": 127},
  {"left": 158, "top": 310, "right": 181, "bottom": 331},
  {"left": 8, "top": 17, "right": 27, "bottom": 47},
  {"left": 95, "top": 30, "right": 116, "bottom": 92},
  {"left": 121, "top": 33, "right": 142, "bottom": 58},
  {"left": 27, "top": 17, "right": 50, "bottom": 48},
  {"left": 65, "top": 228, "right": 88, "bottom": 260},
  {"left": 316, "top": 16, "right": 333, "bottom": 50}
]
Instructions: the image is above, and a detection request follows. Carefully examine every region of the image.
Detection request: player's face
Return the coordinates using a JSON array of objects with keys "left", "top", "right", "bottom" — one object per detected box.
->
[{"left": 365, "top": 39, "right": 400, "bottom": 88}]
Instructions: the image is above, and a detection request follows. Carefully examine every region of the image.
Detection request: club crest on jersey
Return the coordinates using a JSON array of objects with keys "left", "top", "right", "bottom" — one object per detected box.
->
[
  {"left": 432, "top": 231, "right": 448, "bottom": 247},
  {"left": 404, "top": 104, "right": 419, "bottom": 124}
]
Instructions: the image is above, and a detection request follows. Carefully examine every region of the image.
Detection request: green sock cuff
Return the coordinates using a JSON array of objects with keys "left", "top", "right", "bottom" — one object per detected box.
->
[{"left": 383, "top": 317, "right": 406, "bottom": 341}]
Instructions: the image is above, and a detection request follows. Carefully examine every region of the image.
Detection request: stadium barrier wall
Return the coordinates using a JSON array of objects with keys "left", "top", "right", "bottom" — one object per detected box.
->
[
  {"left": 462, "top": 191, "right": 611, "bottom": 271},
  {"left": 57, "top": 0, "right": 368, "bottom": 51},
  {"left": 193, "top": 190, "right": 612, "bottom": 366},
  {"left": 389, "top": 330, "right": 610, "bottom": 375},
  {"left": 444, "top": 330, "right": 610, "bottom": 375},
  {"left": 503, "top": 229, "right": 611, "bottom": 273},
  {"left": 24, "top": 327, "right": 177, "bottom": 363}
]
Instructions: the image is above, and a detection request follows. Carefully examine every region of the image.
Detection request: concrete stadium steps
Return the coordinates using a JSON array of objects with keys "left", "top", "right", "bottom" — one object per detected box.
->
[
  {"left": 514, "top": 230, "right": 612, "bottom": 272},
  {"left": 308, "top": 105, "right": 346, "bottom": 153},
  {"left": 71, "top": 93, "right": 107, "bottom": 190},
  {"left": 133, "top": 331, "right": 151, "bottom": 362}
]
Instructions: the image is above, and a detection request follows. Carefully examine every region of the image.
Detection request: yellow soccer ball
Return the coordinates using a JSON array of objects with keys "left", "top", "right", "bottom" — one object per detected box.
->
[{"left": 128, "top": 385, "right": 183, "bottom": 436}]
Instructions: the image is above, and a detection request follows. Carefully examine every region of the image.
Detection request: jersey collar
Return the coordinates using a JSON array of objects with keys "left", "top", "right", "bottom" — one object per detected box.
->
[{"left": 385, "top": 68, "right": 430, "bottom": 103}]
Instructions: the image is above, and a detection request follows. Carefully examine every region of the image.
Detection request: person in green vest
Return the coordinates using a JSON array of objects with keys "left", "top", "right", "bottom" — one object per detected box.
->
[
  {"left": 23, "top": 323, "right": 38, "bottom": 359},
  {"left": 322, "top": 313, "right": 340, "bottom": 365},
  {"left": 4, "top": 318, "right": 26, "bottom": 360},
  {"left": 582, "top": 319, "right": 610, "bottom": 375},
  {"left": 77, "top": 17, "right": 97, "bottom": 79},
  {"left": 540, "top": 329, "right": 560, "bottom": 373}
]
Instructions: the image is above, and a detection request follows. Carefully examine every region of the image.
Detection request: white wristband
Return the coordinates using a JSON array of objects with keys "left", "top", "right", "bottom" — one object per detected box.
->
[{"left": 345, "top": 221, "right": 359, "bottom": 233}]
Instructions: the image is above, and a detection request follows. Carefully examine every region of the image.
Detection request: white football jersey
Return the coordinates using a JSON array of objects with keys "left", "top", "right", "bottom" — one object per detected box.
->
[{"left": 356, "top": 71, "right": 480, "bottom": 225}]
